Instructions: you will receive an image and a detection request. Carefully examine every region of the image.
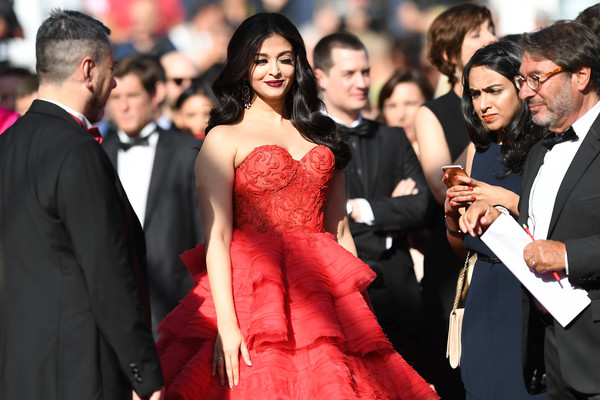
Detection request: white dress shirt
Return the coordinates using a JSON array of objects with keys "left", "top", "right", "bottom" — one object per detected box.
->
[{"left": 116, "top": 123, "right": 159, "bottom": 227}]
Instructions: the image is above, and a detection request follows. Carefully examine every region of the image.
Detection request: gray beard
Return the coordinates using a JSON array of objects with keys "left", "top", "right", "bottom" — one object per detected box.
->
[{"left": 531, "top": 81, "right": 577, "bottom": 130}]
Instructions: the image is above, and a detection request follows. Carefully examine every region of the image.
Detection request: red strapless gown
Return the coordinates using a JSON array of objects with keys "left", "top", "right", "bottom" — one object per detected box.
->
[{"left": 157, "top": 144, "right": 439, "bottom": 400}]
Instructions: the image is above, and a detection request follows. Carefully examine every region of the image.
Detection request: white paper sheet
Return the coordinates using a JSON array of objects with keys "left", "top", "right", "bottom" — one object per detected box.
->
[{"left": 480, "top": 213, "right": 590, "bottom": 327}]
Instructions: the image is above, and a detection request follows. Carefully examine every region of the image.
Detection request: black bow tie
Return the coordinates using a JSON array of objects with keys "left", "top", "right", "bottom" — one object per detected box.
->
[
  {"left": 337, "top": 120, "right": 371, "bottom": 137},
  {"left": 119, "top": 134, "right": 152, "bottom": 151},
  {"left": 541, "top": 127, "right": 578, "bottom": 150}
]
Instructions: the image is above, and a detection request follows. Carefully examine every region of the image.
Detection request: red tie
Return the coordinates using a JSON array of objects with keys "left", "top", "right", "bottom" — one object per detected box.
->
[{"left": 70, "top": 114, "right": 103, "bottom": 144}]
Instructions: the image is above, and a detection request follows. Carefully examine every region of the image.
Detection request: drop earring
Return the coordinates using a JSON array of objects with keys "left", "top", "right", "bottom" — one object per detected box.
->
[{"left": 241, "top": 81, "right": 252, "bottom": 109}]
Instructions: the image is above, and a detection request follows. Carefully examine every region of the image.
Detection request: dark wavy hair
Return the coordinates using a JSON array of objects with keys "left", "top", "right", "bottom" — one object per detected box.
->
[
  {"left": 461, "top": 40, "right": 544, "bottom": 175},
  {"left": 206, "top": 13, "right": 349, "bottom": 169}
]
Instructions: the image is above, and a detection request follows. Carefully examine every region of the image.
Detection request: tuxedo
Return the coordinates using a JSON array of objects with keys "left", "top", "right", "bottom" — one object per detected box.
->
[
  {"left": 519, "top": 112, "right": 600, "bottom": 396},
  {"left": 103, "top": 125, "right": 203, "bottom": 334},
  {"left": 341, "top": 119, "right": 433, "bottom": 369},
  {"left": 0, "top": 100, "right": 163, "bottom": 399}
]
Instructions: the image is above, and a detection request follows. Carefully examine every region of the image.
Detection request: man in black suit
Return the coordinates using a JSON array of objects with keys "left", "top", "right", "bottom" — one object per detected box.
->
[
  {"left": 461, "top": 21, "right": 600, "bottom": 400},
  {"left": 103, "top": 54, "right": 203, "bottom": 335},
  {"left": 0, "top": 10, "right": 163, "bottom": 400},
  {"left": 313, "top": 32, "right": 433, "bottom": 373}
]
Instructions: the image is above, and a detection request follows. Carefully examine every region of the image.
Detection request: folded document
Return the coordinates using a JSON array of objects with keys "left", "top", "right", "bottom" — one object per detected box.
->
[{"left": 480, "top": 213, "right": 590, "bottom": 327}]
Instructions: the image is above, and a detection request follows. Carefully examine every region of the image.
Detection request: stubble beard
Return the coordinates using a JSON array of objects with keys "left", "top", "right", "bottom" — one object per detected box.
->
[{"left": 531, "top": 82, "right": 577, "bottom": 131}]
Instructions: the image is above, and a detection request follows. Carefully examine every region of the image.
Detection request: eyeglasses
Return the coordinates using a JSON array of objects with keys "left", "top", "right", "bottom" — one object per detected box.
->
[{"left": 514, "top": 67, "right": 565, "bottom": 91}]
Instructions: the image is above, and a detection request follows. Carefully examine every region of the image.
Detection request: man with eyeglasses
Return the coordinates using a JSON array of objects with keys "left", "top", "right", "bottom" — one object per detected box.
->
[
  {"left": 459, "top": 21, "right": 600, "bottom": 400},
  {"left": 158, "top": 51, "right": 199, "bottom": 130}
]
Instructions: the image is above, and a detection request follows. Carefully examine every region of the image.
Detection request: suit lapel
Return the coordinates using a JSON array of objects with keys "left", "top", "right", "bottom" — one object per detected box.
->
[
  {"left": 362, "top": 120, "right": 379, "bottom": 196},
  {"left": 101, "top": 128, "right": 120, "bottom": 168},
  {"left": 519, "top": 143, "right": 547, "bottom": 223},
  {"left": 144, "top": 129, "right": 170, "bottom": 227},
  {"left": 548, "top": 117, "right": 600, "bottom": 235}
]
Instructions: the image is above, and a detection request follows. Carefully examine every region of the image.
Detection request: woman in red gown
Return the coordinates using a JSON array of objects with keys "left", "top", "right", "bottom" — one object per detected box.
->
[{"left": 156, "top": 12, "right": 439, "bottom": 400}]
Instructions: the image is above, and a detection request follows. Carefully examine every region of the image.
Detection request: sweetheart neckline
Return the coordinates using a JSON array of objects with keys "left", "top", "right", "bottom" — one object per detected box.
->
[{"left": 236, "top": 144, "right": 330, "bottom": 170}]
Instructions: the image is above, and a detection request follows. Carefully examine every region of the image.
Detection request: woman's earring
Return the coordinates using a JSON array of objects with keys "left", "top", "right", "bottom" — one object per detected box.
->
[{"left": 241, "top": 82, "right": 252, "bottom": 109}]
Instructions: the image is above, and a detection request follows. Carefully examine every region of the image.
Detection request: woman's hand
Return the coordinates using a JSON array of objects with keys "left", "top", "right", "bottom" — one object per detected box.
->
[
  {"left": 212, "top": 324, "right": 252, "bottom": 388},
  {"left": 444, "top": 174, "right": 519, "bottom": 214}
]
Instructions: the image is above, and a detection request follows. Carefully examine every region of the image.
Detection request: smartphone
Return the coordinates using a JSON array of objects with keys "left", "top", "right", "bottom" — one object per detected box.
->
[{"left": 442, "top": 165, "right": 469, "bottom": 187}]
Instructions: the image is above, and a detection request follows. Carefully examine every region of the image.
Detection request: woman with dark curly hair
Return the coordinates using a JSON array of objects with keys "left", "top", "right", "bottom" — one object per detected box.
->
[
  {"left": 443, "top": 40, "right": 546, "bottom": 400},
  {"left": 156, "top": 12, "right": 438, "bottom": 400}
]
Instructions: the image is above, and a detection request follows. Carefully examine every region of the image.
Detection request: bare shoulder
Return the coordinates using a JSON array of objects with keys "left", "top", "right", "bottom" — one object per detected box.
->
[
  {"left": 415, "top": 105, "right": 443, "bottom": 136},
  {"left": 202, "top": 124, "right": 265, "bottom": 169},
  {"left": 201, "top": 125, "right": 239, "bottom": 157}
]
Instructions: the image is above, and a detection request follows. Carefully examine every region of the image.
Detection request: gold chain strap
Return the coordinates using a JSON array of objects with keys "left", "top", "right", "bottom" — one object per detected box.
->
[{"left": 452, "top": 251, "right": 471, "bottom": 310}]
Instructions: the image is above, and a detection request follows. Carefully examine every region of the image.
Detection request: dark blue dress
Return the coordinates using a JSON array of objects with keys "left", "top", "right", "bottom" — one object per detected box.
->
[{"left": 461, "top": 143, "right": 546, "bottom": 400}]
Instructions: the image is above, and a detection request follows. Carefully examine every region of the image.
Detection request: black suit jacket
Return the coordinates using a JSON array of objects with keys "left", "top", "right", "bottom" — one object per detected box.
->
[
  {"left": 0, "top": 100, "right": 163, "bottom": 399},
  {"left": 103, "top": 126, "right": 203, "bottom": 333},
  {"left": 519, "top": 112, "right": 600, "bottom": 394},
  {"left": 342, "top": 119, "right": 433, "bottom": 335}
]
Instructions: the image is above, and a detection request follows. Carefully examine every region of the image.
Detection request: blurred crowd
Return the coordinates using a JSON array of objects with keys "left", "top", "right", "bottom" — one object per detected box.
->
[{"left": 0, "top": 0, "right": 591, "bottom": 130}]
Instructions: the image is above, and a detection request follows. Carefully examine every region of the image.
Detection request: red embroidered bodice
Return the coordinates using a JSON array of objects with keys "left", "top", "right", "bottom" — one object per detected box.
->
[{"left": 233, "top": 144, "right": 334, "bottom": 236}]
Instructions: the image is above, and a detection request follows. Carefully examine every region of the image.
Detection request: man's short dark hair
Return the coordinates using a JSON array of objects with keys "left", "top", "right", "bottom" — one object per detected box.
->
[
  {"left": 312, "top": 32, "right": 366, "bottom": 73},
  {"left": 36, "top": 9, "right": 112, "bottom": 84},
  {"left": 519, "top": 20, "right": 600, "bottom": 95},
  {"left": 113, "top": 54, "right": 165, "bottom": 96}
]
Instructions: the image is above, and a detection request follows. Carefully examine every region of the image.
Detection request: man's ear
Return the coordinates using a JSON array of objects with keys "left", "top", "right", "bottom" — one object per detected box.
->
[
  {"left": 574, "top": 66, "right": 592, "bottom": 92},
  {"left": 314, "top": 67, "right": 326, "bottom": 90},
  {"left": 152, "top": 81, "right": 167, "bottom": 107},
  {"left": 81, "top": 56, "right": 95, "bottom": 90}
]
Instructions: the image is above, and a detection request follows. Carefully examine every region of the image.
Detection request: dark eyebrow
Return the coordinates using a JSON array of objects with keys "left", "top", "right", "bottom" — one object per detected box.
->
[
  {"left": 481, "top": 84, "right": 503, "bottom": 91},
  {"left": 255, "top": 50, "right": 294, "bottom": 57}
]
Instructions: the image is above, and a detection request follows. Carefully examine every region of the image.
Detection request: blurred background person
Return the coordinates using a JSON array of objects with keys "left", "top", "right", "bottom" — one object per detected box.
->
[
  {"left": 167, "top": 3, "right": 231, "bottom": 78},
  {"left": 377, "top": 67, "right": 434, "bottom": 285},
  {"left": 0, "top": 65, "right": 31, "bottom": 111},
  {"left": 103, "top": 54, "right": 203, "bottom": 337},
  {"left": 413, "top": 3, "right": 497, "bottom": 399},
  {"left": 158, "top": 50, "right": 199, "bottom": 130},
  {"left": 575, "top": 2, "right": 600, "bottom": 37},
  {"left": 0, "top": 104, "right": 18, "bottom": 134},
  {"left": 378, "top": 68, "right": 434, "bottom": 156},
  {"left": 444, "top": 40, "right": 545, "bottom": 400},
  {"left": 112, "top": 0, "right": 176, "bottom": 60},
  {"left": 172, "top": 82, "right": 213, "bottom": 140},
  {"left": 95, "top": 0, "right": 183, "bottom": 45},
  {"left": 14, "top": 68, "right": 37, "bottom": 115},
  {"left": 0, "top": 0, "right": 23, "bottom": 68}
]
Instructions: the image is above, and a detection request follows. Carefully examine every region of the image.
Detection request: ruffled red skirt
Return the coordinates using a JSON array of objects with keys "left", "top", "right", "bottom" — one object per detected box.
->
[{"left": 157, "top": 230, "right": 438, "bottom": 400}]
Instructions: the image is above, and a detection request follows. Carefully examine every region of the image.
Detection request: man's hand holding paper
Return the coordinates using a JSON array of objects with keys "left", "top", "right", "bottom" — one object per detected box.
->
[{"left": 523, "top": 240, "right": 566, "bottom": 274}]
